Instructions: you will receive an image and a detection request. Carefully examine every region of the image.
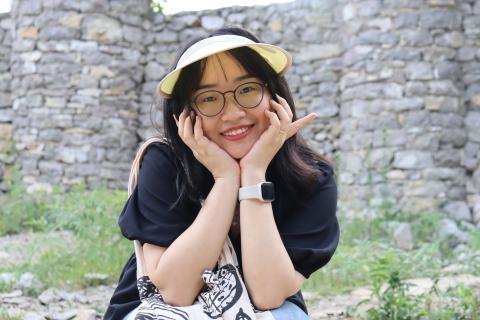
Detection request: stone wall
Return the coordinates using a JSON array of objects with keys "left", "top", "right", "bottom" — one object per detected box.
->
[
  {"left": 0, "top": 0, "right": 479, "bottom": 228},
  {"left": 462, "top": 1, "right": 480, "bottom": 228},
  {"left": 0, "top": 13, "right": 12, "bottom": 192},
  {"left": 8, "top": 0, "right": 150, "bottom": 191}
]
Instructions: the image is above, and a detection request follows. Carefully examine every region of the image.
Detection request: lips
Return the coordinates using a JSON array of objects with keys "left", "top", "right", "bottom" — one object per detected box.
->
[
  {"left": 221, "top": 124, "right": 253, "bottom": 136},
  {"left": 220, "top": 124, "right": 254, "bottom": 141}
]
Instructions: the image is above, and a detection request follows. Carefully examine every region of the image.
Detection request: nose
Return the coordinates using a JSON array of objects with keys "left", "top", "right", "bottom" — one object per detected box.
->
[{"left": 220, "top": 92, "right": 246, "bottom": 121}]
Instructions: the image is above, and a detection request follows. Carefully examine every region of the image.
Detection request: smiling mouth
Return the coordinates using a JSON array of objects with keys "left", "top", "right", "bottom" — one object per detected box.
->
[{"left": 221, "top": 125, "right": 254, "bottom": 140}]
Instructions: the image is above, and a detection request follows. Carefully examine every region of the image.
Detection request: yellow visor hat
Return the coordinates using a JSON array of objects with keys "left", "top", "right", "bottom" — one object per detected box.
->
[{"left": 156, "top": 34, "right": 293, "bottom": 98}]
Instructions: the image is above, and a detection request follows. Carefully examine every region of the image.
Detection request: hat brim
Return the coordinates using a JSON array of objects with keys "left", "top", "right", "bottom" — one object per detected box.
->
[{"left": 156, "top": 37, "right": 292, "bottom": 98}]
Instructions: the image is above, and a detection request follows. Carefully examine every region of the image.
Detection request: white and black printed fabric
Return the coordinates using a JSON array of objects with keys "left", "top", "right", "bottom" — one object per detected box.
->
[{"left": 127, "top": 137, "right": 275, "bottom": 320}]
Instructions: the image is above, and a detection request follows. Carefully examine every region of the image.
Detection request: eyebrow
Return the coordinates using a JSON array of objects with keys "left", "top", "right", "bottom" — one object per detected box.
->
[{"left": 196, "top": 74, "right": 256, "bottom": 91}]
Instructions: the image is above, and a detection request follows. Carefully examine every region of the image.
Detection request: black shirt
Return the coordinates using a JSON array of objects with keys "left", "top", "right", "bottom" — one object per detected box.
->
[{"left": 103, "top": 142, "right": 339, "bottom": 319}]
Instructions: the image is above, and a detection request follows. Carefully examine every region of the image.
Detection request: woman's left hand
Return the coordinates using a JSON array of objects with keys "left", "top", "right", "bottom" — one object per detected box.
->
[{"left": 239, "top": 94, "right": 317, "bottom": 180}]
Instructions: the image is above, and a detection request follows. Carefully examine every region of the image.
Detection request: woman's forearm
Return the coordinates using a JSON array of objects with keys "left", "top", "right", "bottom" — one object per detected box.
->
[
  {"left": 240, "top": 172, "right": 304, "bottom": 310},
  {"left": 150, "top": 176, "right": 239, "bottom": 306}
]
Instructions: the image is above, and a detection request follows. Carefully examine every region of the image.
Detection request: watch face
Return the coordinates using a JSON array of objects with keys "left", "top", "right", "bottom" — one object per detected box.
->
[{"left": 261, "top": 182, "right": 275, "bottom": 201}]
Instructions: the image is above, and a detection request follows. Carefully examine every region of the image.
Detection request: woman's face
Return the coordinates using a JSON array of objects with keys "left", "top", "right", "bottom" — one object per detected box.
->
[{"left": 190, "top": 52, "right": 272, "bottom": 160}]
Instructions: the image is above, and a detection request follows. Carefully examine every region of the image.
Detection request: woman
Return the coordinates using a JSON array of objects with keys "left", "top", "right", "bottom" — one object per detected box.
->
[{"left": 104, "top": 27, "right": 339, "bottom": 320}]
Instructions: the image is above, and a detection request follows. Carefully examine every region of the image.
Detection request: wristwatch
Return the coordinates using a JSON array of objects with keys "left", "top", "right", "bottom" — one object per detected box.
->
[{"left": 238, "top": 181, "right": 275, "bottom": 202}]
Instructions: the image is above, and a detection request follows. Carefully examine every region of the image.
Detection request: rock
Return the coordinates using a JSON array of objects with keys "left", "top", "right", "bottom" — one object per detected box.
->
[
  {"left": 24, "top": 313, "right": 47, "bottom": 320},
  {"left": 425, "top": 96, "right": 460, "bottom": 112},
  {"left": 145, "top": 62, "right": 166, "bottom": 81},
  {"left": 405, "top": 62, "right": 433, "bottom": 80},
  {"left": 393, "top": 222, "right": 414, "bottom": 251},
  {"left": 428, "top": 0, "right": 455, "bottom": 6},
  {"left": 51, "top": 310, "right": 77, "bottom": 320},
  {"left": 441, "top": 263, "right": 465, "bottom": 275},
  {"left": 443, "top": 201, "right": 472, "bottom": 222},
  {"left": 437, "top": 218, "right": 469, "bottom": 246},
  {"left": 82, "top": 14, "right": 122, "bottom": 43},
  {"left": 38, "top": 288, "right": 62, "bottom": 305},
  {"left": 0, "top": 272, "right": 16, "bottom": 285},
  {"left": 419, "top": 9, "right": 462, "bottom": 29},
  {"left": 73, "top": 308, "right": 96, "bottom": 320},
  {"left": 300, "top": 44, "right": 343, "bottom": 61},
  {"left": 16, "top": 272, "right": 43, "bottom": 291},
  {"left": 465, "top": 111, "right": 480, "bottom": 130},
  {"left": 200, "top": 16, "right": 224, "bottom": 30},
  {"left": 393, "top": 151, "right": 434, "bottom": 169},
  {"left": 84, "top": 273, "right": 109, "bottom": 286},
  {"left": 310, "top": 98, "right": 339, "bottom": 118}
]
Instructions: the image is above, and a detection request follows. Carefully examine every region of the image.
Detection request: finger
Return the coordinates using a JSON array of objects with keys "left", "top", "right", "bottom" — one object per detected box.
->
[
  {"left": 183, "top": 111, "right": 194, "bottom": 142},
  {"left": 178, "top": 110, "right": 187, "bottom": 138},
  {"left": 288, "top": 113, "right": 317, "bottom": 137},
  {"left": 275, "top": 94, "right": 293, "bottom": 119},
  {"left": 193, "top": 116, "right": 204, "bottom": 142},
  {"left": 265, "top": 109, "right": 281, "bottom": 130},
  {"left": 270, "top": 99, "right": 290, "bottom": 123}
]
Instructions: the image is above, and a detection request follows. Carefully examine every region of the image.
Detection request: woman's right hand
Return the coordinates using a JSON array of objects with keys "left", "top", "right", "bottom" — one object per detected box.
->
[{"left": 174, "top": 109, "right": 240, "bottom": 182}]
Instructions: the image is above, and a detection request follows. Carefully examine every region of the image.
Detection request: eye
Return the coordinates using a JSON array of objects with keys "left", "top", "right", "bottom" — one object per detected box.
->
[
  {"left": 202, "top": 96, "right": 217, "bottom": 102},
  {"left": 239, "top": 85, "right": 257, "bottom": 94}
]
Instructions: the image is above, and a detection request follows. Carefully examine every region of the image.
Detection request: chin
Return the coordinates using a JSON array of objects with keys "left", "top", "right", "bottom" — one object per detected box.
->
[{"left": 228, "top": 149, "right": 247, "bottom": 160}]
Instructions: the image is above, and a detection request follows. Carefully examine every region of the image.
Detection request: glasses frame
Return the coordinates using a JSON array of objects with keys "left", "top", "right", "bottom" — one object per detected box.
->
[{"left": 191, "top": 81, "right": 268, "bottom": 117}]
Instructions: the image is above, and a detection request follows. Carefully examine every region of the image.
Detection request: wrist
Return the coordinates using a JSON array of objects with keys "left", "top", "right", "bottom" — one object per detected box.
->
[
  {"left": 241, "top": 170, "right": 266, "bottom": 186},
  {"left": 214, "top": 174, "right": 240, "bottom": 186}
]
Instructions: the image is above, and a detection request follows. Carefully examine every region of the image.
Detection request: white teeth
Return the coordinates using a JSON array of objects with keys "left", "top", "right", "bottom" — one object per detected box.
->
[{"left": 223, "top": 126, "right": 249, "bottom": 136}]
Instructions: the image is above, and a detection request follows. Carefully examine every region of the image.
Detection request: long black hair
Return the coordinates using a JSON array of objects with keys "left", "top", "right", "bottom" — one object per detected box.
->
[{"left": 152, "top": 27, "right": 335, "bottom": 211}]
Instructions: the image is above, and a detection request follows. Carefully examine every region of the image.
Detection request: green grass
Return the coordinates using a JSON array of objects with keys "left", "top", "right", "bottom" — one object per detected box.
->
[
  {"left": 0, "top": 169, "right": 131, "bottom": 290},
  {"left": 0, "top": 308, "right": 21, "bottom": 320},
  {"left": 304, "top": 197, "right": 480, "bottom": 293}
]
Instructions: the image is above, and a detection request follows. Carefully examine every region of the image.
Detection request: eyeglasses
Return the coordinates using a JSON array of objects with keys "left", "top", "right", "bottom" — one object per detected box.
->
[{"left": 191, "top": 82, "right": 268, "bottom": 117}]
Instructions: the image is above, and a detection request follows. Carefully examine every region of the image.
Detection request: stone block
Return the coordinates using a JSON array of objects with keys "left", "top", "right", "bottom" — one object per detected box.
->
[
  {"left": 38, "top": 26, "right": 80, "bottom": 41},
  {"left": 464, "top": 16, "right": 480, "bottom": 35},
  {"left": 405, "top": 180, "right": 447, "bottom": 197},
  {"left": 440, "top": 129, "right": 467, "bottom": 147},
  {"left": 425, "top": 96, "right": 460, "bottom": 112},
  {"left": 145, "top": 61, "right": 166, "bottom": 81},
  {"left": 45, "top": 97, "right": 67, "bottom": 108},
  {"left": 356, "top": 30, "right": 399, "bottom": 46},
  {"left": 201, "top": 16, "right": 225, "bottom": 31},
  {"left": 393, "top": 150, "right": 434, "bottom": 169},
  {"left": 38, "top": 160, "right": 63, "bottom": 175},
  {"left": 300, "top": 44, "right": 343, "bottom": 61},
  {"left": 82, "top": 14, "right": 122, "bottom": 43},
  {"left": 435, "top": 31, "right": 464, "bottom": 48},
  {"left": 87, "top": 65, "right": 115, "bottom": 79},
  {"left": 310, "top": 97, "right": 338, "bottom": 118},
  {"left": 70, "top": 40, "right": 98, "bottom": 52},
  {"left": 465, "top": 111, "right": 480, "bottom": 130},
  {"left": 428, "top": 0, "right": 456, "bottom": 7},
  {"left": 123, "top": 25, "right": 144, "bottom": 44},
  {"left": 401, "top": 29, "right": 433, "bottom": 46},
  {"left": 419, "top": 9, "right": 462, "bottom": 29},
  {"left": 17, "top": 0, "right": 41, "bottom": 14},
  {"left": 59, "top": 13, "right": 82, "bottom": 29},
  {"left": 405, "top": 62, "right": 434, "bottom": 80},
  {"left": 443, "top": 201, "right": 472, "bottom": 221},
  {"left": 434, "top": 148, "right": 462, "bottom": 166},
  {"left": 457, "top": 47, "right": 477, "bottom": 61}
]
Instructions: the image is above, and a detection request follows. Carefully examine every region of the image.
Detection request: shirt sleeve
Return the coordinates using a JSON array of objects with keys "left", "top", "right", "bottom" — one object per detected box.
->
[
  {"left": 118, "top": 142, "right": 198, "bottom": 246},
  {"left": 278, "top": 162, "right": 340, "bottom": 279}
]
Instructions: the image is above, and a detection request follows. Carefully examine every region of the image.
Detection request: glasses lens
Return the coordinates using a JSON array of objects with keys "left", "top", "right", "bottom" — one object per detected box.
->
[
  {"left": 194, "top": 91, "right": 224, "bottom": 116},
  {"left": 235, "top": 83, "right": 264, "bottom": 108}
]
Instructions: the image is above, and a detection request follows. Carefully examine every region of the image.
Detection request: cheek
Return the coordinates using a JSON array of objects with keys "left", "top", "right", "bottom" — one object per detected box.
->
[{"left": 199, "top": 117, "right": 217, "bottom": 139}]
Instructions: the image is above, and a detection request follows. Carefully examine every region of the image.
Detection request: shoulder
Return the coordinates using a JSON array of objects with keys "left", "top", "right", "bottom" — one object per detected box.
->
[
  {"left": 140, "top": 141, "right": 177, "bottom": 173},
  {"left": 310, "top": 160, "right": 337, "bottom": 194}
]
